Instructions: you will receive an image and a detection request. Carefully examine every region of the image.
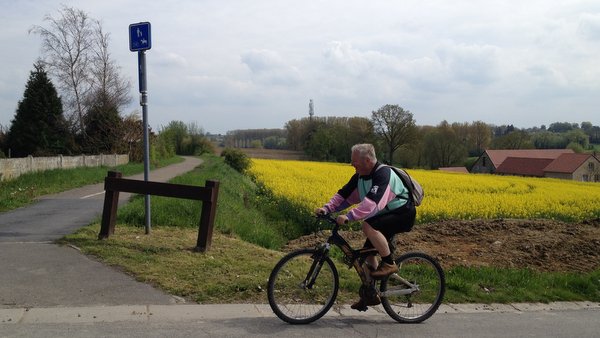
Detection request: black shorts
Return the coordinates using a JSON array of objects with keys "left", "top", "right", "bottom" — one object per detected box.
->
[{"left": 362, "top": 201, "right": 416, "bottom": 250}]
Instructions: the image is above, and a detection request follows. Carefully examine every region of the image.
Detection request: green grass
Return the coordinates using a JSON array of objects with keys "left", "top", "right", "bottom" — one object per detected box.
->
[
  {"left": 116, "top": 154, "right": 293, "bottom": 249},
  {"left": 446, "top": 266, "right": 600, "bottom": 303},
  {"left": 61, "top": 225, "right": 280, "bottom": 303},
  {"left": 59, "top": 154, "right": 600, "bottom": 304},
  {"left": 0, "top": 156, "right": 183, "bottom": 212}
]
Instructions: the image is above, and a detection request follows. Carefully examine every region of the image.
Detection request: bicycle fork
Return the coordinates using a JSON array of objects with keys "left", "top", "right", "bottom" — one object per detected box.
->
[{"left": 301, "top": 244, "right": 330, "bottom": 289}]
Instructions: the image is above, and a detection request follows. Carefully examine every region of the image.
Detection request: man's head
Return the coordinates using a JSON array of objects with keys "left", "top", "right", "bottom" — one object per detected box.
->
[{"left": 351, "top": 143, "right": 377, "bottom": 175}]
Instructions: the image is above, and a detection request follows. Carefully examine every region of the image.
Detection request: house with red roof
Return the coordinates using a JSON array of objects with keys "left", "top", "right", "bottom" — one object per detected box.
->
[
  {"left": 543, "top": 153, "right": 600, "bottom": 182},
  {"left": 472, "top": 149, "right": 600, "bottom": 182},
  {"left": 471, "top": 149, "right": 574, "bottom": 174},
  {"left": 495, "top": 157, "right": 554, "bottom": 177}
]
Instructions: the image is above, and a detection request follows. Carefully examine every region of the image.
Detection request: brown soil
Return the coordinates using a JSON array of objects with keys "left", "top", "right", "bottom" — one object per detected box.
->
[{"left": 284, "top": 218, "right": 600, "bottom": 273}]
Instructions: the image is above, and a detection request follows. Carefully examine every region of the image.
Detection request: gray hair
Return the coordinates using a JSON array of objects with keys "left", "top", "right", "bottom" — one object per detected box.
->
[{"left": 351, "top": 143, "right": 377, "bottom": 162}]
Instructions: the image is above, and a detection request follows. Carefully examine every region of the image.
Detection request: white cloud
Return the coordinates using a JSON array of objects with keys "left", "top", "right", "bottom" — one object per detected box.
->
[
  {"left": 241, "top": 49, "right": 302, "bottom": 86},
  {"left": 322, "top": 41, "right": 375, "bottom": 77},
  {"left": 436, "top": 42, "right": 501, "bottom": 86},
  {"left": 578, "top": 13, "right": 600, "bottom": 40},
  {"left": 153, "top": 51, "right": 189, "bottom": 69}
]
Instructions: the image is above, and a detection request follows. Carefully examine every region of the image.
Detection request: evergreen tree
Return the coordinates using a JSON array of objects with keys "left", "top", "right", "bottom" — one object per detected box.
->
[
  {"left": 7, "top": 62, "right": 70, "bottom": 157},
  {"left": 0, "top": 124, "right": 7, "bottom": 157},
  {"left": 83, "top": 92, "right": 124, "bottom": 154}
]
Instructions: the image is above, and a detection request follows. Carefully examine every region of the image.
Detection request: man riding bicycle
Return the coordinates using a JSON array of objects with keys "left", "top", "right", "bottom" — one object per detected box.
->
[{"left": 315, "top": 143, "right": 416, "bottom": 311}]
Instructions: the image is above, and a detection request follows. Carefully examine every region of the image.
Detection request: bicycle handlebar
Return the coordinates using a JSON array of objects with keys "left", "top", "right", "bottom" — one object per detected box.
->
[
  {"left": 316, "top": 213, "right": 336, "bottom": 223},
  {"left": 315, "top": 213, "right": 348, "bottom": 226}
]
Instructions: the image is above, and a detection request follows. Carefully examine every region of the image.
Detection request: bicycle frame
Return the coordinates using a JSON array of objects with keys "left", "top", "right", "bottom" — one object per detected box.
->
[
  {"left": 380, "top": 273, "right": 419, "bottom": 297},
  {"left": 310, "top": 214, "right": 418, "bottom": 291},
  {"left": 313, "top": 215, "right": 381, "bottom": 286}
]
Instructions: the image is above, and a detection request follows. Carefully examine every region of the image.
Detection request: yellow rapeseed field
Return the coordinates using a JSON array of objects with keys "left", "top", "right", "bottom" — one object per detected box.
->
[{"left": 250, "top": 159, "right": 600, "bottom": 223}]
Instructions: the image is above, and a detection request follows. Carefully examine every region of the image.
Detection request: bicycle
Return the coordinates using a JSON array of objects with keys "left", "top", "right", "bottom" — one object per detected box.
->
[{"left": 267, "top": 213, "right": 445, "bottom": 324}]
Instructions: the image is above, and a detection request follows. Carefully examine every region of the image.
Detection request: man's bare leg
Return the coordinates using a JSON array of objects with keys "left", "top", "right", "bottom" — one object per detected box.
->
[{"left": 362, "top": 221, "right": 390, "bottom": 268}]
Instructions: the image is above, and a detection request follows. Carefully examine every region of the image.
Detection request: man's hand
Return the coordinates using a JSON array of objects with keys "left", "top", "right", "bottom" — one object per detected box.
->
[
  {"left": 336, "top": 215, "right": 349, "bottom": 225},
  {"left": 315, "top": 207, "right": 328, "bottom": 216}
]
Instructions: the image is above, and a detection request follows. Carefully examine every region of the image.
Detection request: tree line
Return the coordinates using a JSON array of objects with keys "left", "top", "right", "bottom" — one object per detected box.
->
[
  {"left": 226, "top": 105, "right": 599, "bottom": 169},
  {"left": 282, "top": 107, "right": 496, "bottom": 168}
]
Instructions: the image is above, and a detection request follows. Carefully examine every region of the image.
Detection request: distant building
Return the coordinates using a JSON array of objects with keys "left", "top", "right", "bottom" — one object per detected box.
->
[
  {"left": 472, "top": 149, "right": 600, "bottom": 182},
  {"left": 471, "top": 149, "right": 574, "bottom": 174},
  {"left": 205, "top": 133, "right": 224, "bottom": 144},
  {"left": 496, "top": 158, "right": 554, "bottom": 177},
  {"left": 543, "top": 153, "right": 600, "bottom": 182}
]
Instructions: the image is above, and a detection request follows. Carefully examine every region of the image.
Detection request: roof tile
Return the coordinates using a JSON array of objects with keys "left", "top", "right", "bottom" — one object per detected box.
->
[
  {"left": 543, "top": 153, "right": 595, "bottom": 173},
  {"left": 496, "top": 157, "right": 554, "bottom": 177},
  {"left": 485, "top": 149, "right": 574, "bottom": 168}
]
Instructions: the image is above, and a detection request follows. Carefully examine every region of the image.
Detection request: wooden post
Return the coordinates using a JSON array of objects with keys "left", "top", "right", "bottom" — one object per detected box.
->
[
  {"left": 195, "top": 180, "right": 220, "bottom": 252},
  {"left": 98, "top": 171, "right": 122, "bottom": 239}
]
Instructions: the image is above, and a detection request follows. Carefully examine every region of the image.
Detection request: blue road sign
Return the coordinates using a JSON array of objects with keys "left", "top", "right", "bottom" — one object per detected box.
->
[{"left": 129, "top": 22, "right": 151, "bottom": 51}]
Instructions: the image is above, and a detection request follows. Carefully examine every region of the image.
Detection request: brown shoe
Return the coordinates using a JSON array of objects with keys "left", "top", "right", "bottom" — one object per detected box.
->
[
  {"left": 350, "top": 298, "right": 369, "bottom": 312},
  {"left": 350, "top": 294, "right": 381, "bottom": 312},
  {"left": 370, "top": 262, "right": 398, "bottom": 280}
]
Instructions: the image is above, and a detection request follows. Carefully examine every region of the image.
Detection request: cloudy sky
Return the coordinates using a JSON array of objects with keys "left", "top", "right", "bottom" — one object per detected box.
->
[{"left": 1, "top": 0, "right": 599, "bottom": 134}]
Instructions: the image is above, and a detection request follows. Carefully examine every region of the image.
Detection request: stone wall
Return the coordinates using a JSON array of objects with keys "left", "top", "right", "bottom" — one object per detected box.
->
[{"left": 0, "top": 154, "right": 129, "bottom": 181}]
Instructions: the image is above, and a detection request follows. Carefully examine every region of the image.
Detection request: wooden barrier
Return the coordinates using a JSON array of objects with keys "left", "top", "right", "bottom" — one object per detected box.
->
[{"left": 98, "top": 171, "right": 220, "bottom": 252}]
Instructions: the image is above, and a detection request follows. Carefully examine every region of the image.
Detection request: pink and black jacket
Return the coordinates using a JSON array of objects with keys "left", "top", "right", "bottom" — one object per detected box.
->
[{"left": 322, "top": 163, "right": 409, "bottom": 222}]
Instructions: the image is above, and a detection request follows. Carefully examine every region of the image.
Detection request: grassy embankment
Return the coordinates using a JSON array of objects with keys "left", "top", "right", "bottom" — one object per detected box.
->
[{"left": 59, "top": 154, "right": 599, "bottom": 304}]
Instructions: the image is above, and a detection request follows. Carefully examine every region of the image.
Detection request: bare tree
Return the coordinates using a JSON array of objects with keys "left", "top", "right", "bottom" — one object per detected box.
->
[
  {"left": 88, "top": 21, "right": 131, "bottom": 110},
  {"left": 371, "top": 104, "right": 417, "bottom": 164},
  {"left": 30, "top": 6, "right": 131, "bottom": 139},
  {"left": 30, "top": 6, "right": 93, "bottom": 135}
]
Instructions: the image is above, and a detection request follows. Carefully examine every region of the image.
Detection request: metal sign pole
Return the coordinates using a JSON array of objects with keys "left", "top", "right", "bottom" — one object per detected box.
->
[
  {"left": 129, "top": 21, "right": 152, "bottom": 234},
  {"left": 139, "top": 50, "right": 151, "bottom": 234}
]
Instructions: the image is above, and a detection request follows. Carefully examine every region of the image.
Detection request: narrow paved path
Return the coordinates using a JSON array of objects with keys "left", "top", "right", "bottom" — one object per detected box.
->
[{"left": 0, "top": 156, "right": 201, "bottom": 308}]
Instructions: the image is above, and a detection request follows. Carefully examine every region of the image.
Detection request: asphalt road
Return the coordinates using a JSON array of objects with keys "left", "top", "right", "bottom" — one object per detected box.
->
[{"left": 1, "top": 303, "right": 599, "bottom": 337}]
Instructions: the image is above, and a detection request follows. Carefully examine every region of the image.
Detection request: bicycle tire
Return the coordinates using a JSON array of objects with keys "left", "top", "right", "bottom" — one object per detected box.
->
[
  {"left": 380, "top": 252, "right": 445, "bottom": 323},
  {"left": 267, "top": 248, "right": 339, "bottom": 324}
]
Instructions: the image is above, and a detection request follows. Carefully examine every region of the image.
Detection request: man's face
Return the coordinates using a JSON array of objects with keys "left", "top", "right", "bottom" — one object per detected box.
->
[{"left": 351, "top": 151, "right": 372, "bottom": 176}]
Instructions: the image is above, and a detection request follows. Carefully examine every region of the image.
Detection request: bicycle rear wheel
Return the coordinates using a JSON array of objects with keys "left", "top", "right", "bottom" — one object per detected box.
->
[
  {"left": 267, "top": 248, "right": 339, "bottom": 324},
  {"left": 380, "top": 252, "right": 445, "bottom": 323}
]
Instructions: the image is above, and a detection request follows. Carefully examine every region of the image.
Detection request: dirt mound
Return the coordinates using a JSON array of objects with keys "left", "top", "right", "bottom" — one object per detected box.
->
[{"left": 284, "top": 218, "right": 600, "bottom": 273}]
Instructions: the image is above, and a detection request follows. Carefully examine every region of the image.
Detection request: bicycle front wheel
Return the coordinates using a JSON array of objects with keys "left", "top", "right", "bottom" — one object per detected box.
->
[
  {"left": 380, "top": 252, "right": 445, "bottom": 323},
  {"left": 267, "top": 248, "right": 339, "bottom": 324}
]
